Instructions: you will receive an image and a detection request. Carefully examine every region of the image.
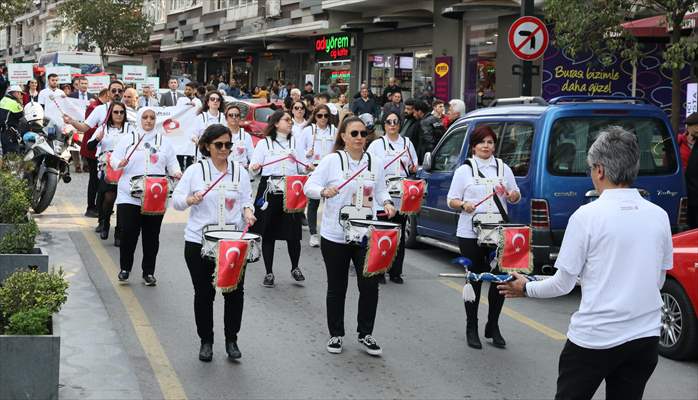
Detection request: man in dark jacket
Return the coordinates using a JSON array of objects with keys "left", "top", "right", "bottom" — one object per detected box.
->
[
  {"left": 0, "top": 85, "right": 24, "bottom": 155},
  {"left": 415, "top": 100, "right": 440, "bottom": 163},
  {"left": 351, "top": 86, "right": 379, "bottom": 119},
  {"left": 685, "top": 112, "right": 698, "bottom": 229},
  {"left": 400, "top": 98, "right": 419, "bottom": 143},
  {"left": 380, "top": 77, "right": 401, "bottom": 106}
]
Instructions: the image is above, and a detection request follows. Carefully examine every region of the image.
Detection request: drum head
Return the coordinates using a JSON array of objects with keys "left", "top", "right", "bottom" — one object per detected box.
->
[
  {"left": 348, "top": 219, "right": 399, "bottom": 229},
  {"left": 480, "top": 223, "right": 526, "bottom": 229},
  {"left": 204, "top": 230, "right": 261, "bottom": 241}
]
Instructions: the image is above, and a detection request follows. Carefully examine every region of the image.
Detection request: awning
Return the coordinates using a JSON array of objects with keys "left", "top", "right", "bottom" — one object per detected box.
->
[
  {"left": 622, "top": 11, "right": 697, "bottom": 37},
  {"left": 441, "top": 0, "right": 519, "bottom": 20}
]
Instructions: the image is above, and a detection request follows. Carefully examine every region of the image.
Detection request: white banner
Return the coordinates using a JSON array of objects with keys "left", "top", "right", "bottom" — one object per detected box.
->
[
  {"left": 44, "top": 95, "right": 89, "bottom": 129},
  {"left": 152, "top": 105, "right": 200, "bottom": 155},
  {"left": 86, "top": 75, "right": 110, "bottom": 93},
  {"left": 7, "top": 63, "right": 34, "bottom": 84},
  {"left": 137, "top": 77, "right": 160, "bottom": 91},
  {"left": 687, "top": 83, "right": 697, "bottom": 119},
  {"left": 123, "top": 65, "right": 148, "bottom": 84},
  {"left": 45, "top": 66, "right": 72, "bottom": 84}
]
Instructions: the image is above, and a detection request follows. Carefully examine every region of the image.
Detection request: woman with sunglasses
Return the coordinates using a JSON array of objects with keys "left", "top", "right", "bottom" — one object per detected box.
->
[
  {"left": 249, "top": 110, "right": 312, "bottom": 288},
  {"left": 223, "top": 104, "right": 254, "bottom": 169},
  {"left": 299, "top": 104, "right": 337, "bottom": 248},
  {"left": 22, "top": 79, "right": 39, "bottom": 105},
  {"left": 291, "top": 100, "right": 307, "bottom": 138},
  {"left": 186, "top": 91, "right": 225, "bottom": 168},
  {"left": 304, "top": 117, "right": 396, "bottom": 356},
  {"left": 366, "top": 112, "right": 418, "bottom": 284},
  {"left": 172, "top": 124, "right": 256, "bottom": 362},
  {"left": 87, "top": 101, "right": 133, "bottom": 240},
  {"left": 111, "top": 107, "right": 182, "bottom": 286}
]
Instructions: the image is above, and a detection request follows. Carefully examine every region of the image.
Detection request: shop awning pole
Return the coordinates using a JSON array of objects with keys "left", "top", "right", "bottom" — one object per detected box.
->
[{"left": 631, "top": 61, "right": 637, "bottom": 97}]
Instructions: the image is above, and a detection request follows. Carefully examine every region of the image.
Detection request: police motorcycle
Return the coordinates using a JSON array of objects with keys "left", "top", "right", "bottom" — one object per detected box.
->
[{"left": 19, "top": 102, "right": 71, "bottom": 214}]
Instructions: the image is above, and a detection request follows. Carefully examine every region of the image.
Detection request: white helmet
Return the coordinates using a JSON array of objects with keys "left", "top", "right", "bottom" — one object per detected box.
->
[
  {"left": 23, "top": 102, "right": 45, "bottom": 125},
  {"left": 7, "top": 85, "right": 22, "bottom": 94}
]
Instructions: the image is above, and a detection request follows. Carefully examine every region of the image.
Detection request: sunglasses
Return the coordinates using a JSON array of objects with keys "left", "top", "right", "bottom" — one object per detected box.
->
[
  {"left": 293, "top": 106, "right": 304, "bottom": 111},
  {"left": 348, "top": 130, "right": 368, "bottom": 138},
  {"left": 385, "top": 119, "right": 400, "bottom": 126},
  {"left": 315, "top": 113, "right": 328, "bottom": 119},
  {"left": 227, "top": 113, "right": 241, "bottom": 118},
  {"left": 112, "top": 110, "right": 125, "bottom": 115},
  {"left": 110, "top": 89, "right": 124, "bottom": 94},
  {"left": 212, "top": 141, "right": 233, "bottom": 150},
  {"left": 209, "top": 97, "right": 221, "bottom": 102}
]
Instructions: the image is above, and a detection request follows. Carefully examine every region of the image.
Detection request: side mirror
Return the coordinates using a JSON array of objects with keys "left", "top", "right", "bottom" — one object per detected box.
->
[{"left": 422, "top": 152, "right": 432, "bottom": 171}]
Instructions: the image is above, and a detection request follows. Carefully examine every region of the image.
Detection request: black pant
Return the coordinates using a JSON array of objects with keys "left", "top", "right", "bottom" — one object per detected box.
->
[
  {"left": 377, "top": 213, "right": 406, "bottom": 278},
  {"left": 117, "top": 203, "right": 164, "bottom": 276},
  {"left": 97, "top": 179, "right": 118, "bottom": 232},
  {"left": 321, "top": 237, "right": 380, "bottom": 337},
  {"left": 307, "top": 198, "right": 320, "bottom": 235},
  {"left": 555, "top": 337, "right": 659, "bottom": 400},
  {"left": 458, "top": 238, "right": 505, "bottom": 326},
  {"left": 177, "top": 155, "right": 195, "bottom": 172},
  {"left": 262, "top": 239, "right": 300, "bottom": 274},
  {"left": 688, "top": 206, "right": 698, "bottom": 229},
  {"left": 86, "top": 158, "right": 98, "bottom": 211},
  {"left": 0, "top": 130, "right": 19, "bottom": 155},
  {"left": 184, "top": 241, "right": 244, "bottom": 344}
]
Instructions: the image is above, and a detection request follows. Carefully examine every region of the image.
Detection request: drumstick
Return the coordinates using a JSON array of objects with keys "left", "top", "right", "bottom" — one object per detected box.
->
[
  {"left": 384, "top": 148, "right": 408, "bottom": 170},
  {"left": 290, "top": 155, "right": 310, "bottom": 169},
  {"left": 48, "top": 95, "right": 66, "bottom": 115},
  {"left": 260, "top": 155, "right": 290, "bottom": 168},
  {"left": 337, "top": 164, "right": 368, "bottom": 191},
  {"left": 124, "top": 133, "right": 147, "bottom": 164},
  {"left": 240, "top": 223, "right": 250, "bottom": 239},
  {"left": 472, "top": 192, "right": 495, "bottom": 208},
  {"left": 200, "top": 171, "right": 230, "bottom": 198}
]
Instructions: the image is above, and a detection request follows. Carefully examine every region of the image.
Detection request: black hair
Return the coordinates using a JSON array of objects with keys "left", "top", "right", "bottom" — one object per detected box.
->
[
  {"left": 382, "top": 111, "right": 402, "bottom": 125},
  {"left": 108, "top": 80, "right": 124, "bottom": 90},
  {"left": 199, "top": 91, "right": 223, "bottom": 115},
  {"left": 198, "top": 124, "right": 232, "bottom": 157},
  {"left": 316, "top": 93, "right": 330, "bottom": 102},
  {"left": 404, "top": 98, "right": 416, "bottom": 107},
  {"left": 47, "top": 73, "right": 58, "bottom": 79},
  {"left": 283, "top": 97, "right": 294, "bottom": 111},
  {"left": 413, "top": 99, "right": 430, "bottom": 114},
  {"left": 106, "top": 101, "right": 127, "bottom": 128},
  {"left": 185, "top": 81, "right": 197, "bottom": 89},
  {"left": 308, "top": 104, "right": 332, "bottom": 126},
  {"left": 333, "top": 116, "right": 365, "bottom": 152},
  {"left": 263, "top": 110, "right": 292, "bottom": 141}
]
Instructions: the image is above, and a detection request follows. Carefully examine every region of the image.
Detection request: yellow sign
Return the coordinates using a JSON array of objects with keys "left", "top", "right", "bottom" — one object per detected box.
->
[{"left": 435, "top": 62, "right": 449, "bottom": 78}]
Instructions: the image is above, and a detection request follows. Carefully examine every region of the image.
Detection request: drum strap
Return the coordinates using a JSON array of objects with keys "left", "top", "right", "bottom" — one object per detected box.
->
[
  {"left": 262, "top": 136, "right": 298, "bottom": 175},
  {"left": 381, "top": 136, "right": 409, "bottom": 176},
  {"left": 335, "top": 150, "right": 373, "bottom": 175},
  {"left": 464, "top": 158, "right": 509, "bottom": 223},
  {"left": 199, "top": 159, "right": 240, "bottom": 186}
]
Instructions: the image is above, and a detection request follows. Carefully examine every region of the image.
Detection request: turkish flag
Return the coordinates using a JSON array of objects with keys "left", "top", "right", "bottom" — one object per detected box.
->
[
  {"left": 215, "top": 239, "right": 249, "bottom": 292},
  {"left": 497, "top": 226, "right": 533, "bottom": 273},
  {"left": 400, "top": 179, "right": 426, "bottom": 214},
  {"left": 104, "top": 152, "right": 123, "bottom": 184},
  {"left": 362, "top": 228, "right": 401, "bottom": 277},
  {"left": 283, "top": 175, "right": 309, "bottom": 213},
  {"left": 141, "top": 176, "right": 169, "bottom": 215}
]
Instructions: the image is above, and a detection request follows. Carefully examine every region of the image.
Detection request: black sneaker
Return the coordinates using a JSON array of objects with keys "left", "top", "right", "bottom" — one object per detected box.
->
[
  {"left": 226, "top": 341, "right": 242, "bottom": 359},
  {"left": 118, "top": 270, "right": 129, "bottom": 283},
  {"left": 389, "top": 275, "right": 404, "bottom": 284},
  {"left": 262, "top": 273, "right": 275, "bottom": 288},
  {"left": 143, "top": 275, "right": 157, "bottom": 286},
  {"left": 84, "top": 208, "right": 99, "bottom": 218},
  {"left": 358, "top": 334, "right": 382, "bottom": 356},
  {"left": 199, "top": 342, "right": 213, "bottom": 362},
  {"left": 326, "top": 336, "right": 343, "bottom": 354},
  {"left": 291, "top": 268, "right": 305, "bottom": 282},
  {"left": 94, "top": 222, "right": 103, "bottom": 233},
  {"left": 378, "top": 274, "right": 387, "bottom": 284}
]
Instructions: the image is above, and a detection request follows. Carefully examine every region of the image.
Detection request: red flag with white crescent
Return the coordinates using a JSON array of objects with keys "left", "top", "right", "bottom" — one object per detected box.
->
[
  {"left": 141, "top": 176, "right": 169, "bottom": 215},
  {"left": 399, "top": 179, "right": 426, "bottom": 214},
  {"left": 362, "top": 228, "right": 401, "bottom": 277},
  {"left": 104, "top": 152, "right": 123, "bottom": 184},
  {"left": 497, "top": 226, "right": 533, "bottom": 273},
  {"left": 215, "top": 239, "right": 249, "bottom": 292},
  {"left": 283, "top": 175, "right": 309, "bottom": 213}
]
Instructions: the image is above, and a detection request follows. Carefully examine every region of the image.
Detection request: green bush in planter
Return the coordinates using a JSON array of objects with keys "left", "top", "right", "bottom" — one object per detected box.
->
[
  {"left": 0, "top": 268, "right": 69, "bottom": 334},
  {"left": 0, "top": 153, "right": 34, "bottom": 179},
  {"left": 0, "top": 219, "right": 39, "bottom": 254},
  {"left": 0, "top": 171, "right": 31, "bottom": 224},
  {"left": 5, "top": 308, "right": 52, "bottom": 335}
]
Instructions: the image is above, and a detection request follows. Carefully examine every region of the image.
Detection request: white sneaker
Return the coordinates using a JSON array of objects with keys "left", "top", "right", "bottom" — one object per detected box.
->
[
  {"left": 327, "top": 336, "right": 343, "bottom": 354},
  {"left": 309, "top": 234, "right": 320, "bottom": 248},
  {"left": 358, "top": 334, "right": 382, "bottom": 356}
]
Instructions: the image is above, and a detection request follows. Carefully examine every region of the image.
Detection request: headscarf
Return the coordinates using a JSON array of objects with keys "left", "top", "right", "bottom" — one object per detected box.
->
[{"left": 136, "top": 106, "right": 158, "bottom": 135}]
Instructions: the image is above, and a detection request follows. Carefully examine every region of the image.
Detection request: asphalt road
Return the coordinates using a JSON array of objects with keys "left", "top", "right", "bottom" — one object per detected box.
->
[{"left": 37, "top": 172, "right": 698, "bottom": 400}]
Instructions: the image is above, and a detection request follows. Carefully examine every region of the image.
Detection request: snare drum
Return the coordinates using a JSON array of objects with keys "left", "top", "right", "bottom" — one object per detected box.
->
[
  {"left": 201, "top": 227, "right": 262, "bottom": 262},
  {"left": 265, "top": 176, "right": 285, "bottom": 194},
  {"left": 130, "top": 174, "right": 174, "bottom": 199},
  {"left": 473, "top": 221, "right": 526, "bottom": 246},
  {"left": 385, "top": 176, "right": 404, "bottom": 197},
  {"left": 343, "top": 219, "right": 400, "bottom": 245}
]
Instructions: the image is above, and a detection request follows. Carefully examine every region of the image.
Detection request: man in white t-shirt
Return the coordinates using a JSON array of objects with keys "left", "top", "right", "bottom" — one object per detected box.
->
[
  {"left": 37, "top": 73, "right": 62, "bottom": 107},
  {"left": 498, "top": 126, "right": 673, "bottom": 400},
  {"left": 176, "top": 82, "right": 202, "bottom": 109}
]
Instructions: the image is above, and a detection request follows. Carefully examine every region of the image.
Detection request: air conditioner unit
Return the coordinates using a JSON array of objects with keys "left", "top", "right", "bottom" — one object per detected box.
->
[{"left": 266, "top": 0, "right": 281, "bottom": 19}]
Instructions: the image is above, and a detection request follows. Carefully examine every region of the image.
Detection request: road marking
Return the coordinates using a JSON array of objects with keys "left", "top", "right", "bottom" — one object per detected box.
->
[
  {"left": 60, "top": 201, "right": 188, "bottom": 400},
  {"left": 438, "top": 278, "right": 567, "bottom": 341}
]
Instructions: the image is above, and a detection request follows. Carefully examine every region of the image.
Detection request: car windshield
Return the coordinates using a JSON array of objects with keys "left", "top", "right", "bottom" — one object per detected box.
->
[
  {"left": 548, "top": 117, "right": 677, "bottom": 176},
  {"left": 254, "top": 107, "right": 275, "bottom": 123}
]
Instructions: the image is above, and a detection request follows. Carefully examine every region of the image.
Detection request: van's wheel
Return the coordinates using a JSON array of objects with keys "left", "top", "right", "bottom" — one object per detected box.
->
[
  {"left": 404, "top": 214, "right": 419, "bottom": 249},
  {"left": 659, "top": 279, "right": 698, "bottom": 360}
]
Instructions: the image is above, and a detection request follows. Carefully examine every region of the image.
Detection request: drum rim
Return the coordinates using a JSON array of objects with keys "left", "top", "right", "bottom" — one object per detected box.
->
[
  {"left": 203, "top": 230, "right": 261, "bottom": 240},
  {"left": 348, "top": 219, "right": 400, "bottom": 227},
  {"left": 132, "top": 174, "right": 168, "bottom": 179},
  {"left": 479, "top": 223, "right": 527, "bottom": 228}
]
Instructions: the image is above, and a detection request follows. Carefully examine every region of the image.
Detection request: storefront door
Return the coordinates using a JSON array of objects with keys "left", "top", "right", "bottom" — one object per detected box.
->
[
  {"left": 367, "top": 49, "right": 433, "bottom": 101},
  {"left": 318, "top": 60, "right": 351, "bottom": 98}
]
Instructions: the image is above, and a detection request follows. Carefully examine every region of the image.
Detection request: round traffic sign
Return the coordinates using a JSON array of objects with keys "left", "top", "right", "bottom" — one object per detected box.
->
[{"left": 508, "top": 16, "right": 549, "bottom": 61}]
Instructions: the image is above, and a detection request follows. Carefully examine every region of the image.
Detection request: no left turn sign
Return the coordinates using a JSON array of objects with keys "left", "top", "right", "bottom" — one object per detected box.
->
[{"left": 508, "top": 16, "right": 549, "bottom": 61}]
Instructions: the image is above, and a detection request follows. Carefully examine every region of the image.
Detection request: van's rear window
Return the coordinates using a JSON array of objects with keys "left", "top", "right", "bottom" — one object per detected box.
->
[{"left": 547, "top": 117, "right": 677, "bottom": 176}]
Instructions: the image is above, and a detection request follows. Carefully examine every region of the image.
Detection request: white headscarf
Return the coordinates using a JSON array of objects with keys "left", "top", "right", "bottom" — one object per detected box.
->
[{"left": 136, "top": 106, "right": 158, "bottom": 135}]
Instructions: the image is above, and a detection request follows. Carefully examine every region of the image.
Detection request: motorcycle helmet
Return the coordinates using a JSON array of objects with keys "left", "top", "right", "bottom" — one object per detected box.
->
[
  {"left": 358, "top": 113, "right": 375, "bottom": 130},
  {"left": 23, "top": 102, "right": 45, "bottom": 127},
  {"left": 7, "top": 85, "right": 22, "bottom": 94},
  {"left": 23, "top": 132, "right": 38, "bottom": 144}
]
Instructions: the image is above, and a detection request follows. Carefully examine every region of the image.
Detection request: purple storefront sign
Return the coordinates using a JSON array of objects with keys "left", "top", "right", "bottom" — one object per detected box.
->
[
  {"left": 542, "top": 43, "right": 691, "bottom": 120},
  {"left": 434, "top": 56, "right": 452, "bottom": 102}
]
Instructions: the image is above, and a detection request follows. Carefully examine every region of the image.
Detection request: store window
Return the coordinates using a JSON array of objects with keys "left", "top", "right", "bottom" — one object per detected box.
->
[
  {"left": 465, "top": 22, "right": 498, "bottom": 110},
  {"left": 367, "top": 49, "right": 433, "bottom": 100},
  {"left": 318, "top": 61, "right": 351, "bottom": 98}
]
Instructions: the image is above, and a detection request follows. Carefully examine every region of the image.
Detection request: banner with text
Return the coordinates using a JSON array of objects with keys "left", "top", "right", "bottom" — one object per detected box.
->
[
  {"left": 123, "top": 66, "right": 148, "bottom": 84},
  {"left": 434, "top": 56, "right": 452, "bottom": 102},
  {"left": 7, "top": 63, "right": 34, "bottom": 85},
  {"left": 687, "top": 83, "right": 697, "bottom": 118},
  {"left": 86, "top": 75, "right": 110, "bottom": 93},
  {"left": 45, "top": 66, "right": 72, "bottom": 84}
]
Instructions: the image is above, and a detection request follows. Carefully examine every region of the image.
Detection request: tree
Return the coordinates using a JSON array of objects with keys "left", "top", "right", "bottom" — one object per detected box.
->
[
  {"left": 545, "top": 0, "right": 698, "bottom": 133},
  {"left": 54, "top": 0, "right": 154, "bottom": 67},
  {"left": 0, "top": 0, "right": 30, "bottom": 25}
]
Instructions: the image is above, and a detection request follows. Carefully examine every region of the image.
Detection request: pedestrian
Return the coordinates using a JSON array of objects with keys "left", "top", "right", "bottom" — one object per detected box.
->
[
  {"left": 38, "top": 73, "right": 62, "bottom": 107},
  {"left": 177, "top": 82, "right": 203, "bottom": 108},
  {"left": 60, "top": 84, "right": 72, "bottom": 97},
  {"left": 278, "top": 81, "right": 289, "bottom": 100},
  {"left": 159, "top": 77, "right": 184, "bottom": 107},
  {"left": 381, "top": 91, "right": 404, "bottom": 120},
  {"left": 173, "top": 124, "right": 256, "bottom": 362},
  {"left": 412, "top": 100, "right": 431, "bottom": 163},
  {"left": 685, "top": 112, "right": 698, "bottom": 229},
  {"left": 445, "top": 99, "right": 465, "bottom": 129},
  {"left": 380, "top": 77, "right": 401, "bottom": 106},
  {"left": 138, "top": 85, "right": 160, "bottom": 108},
  {"left": 290, "top": 88, "right": 301, "bottom": 103},
  {"left": 299, "top": 104, "right": 337, "bottom": 248},
  {"left": 446, "top": 125, "right": 521, "bottom": 349},
  {"left": 315, "top": 93, "right": 329, "bottom": 106},
  {"left": 678, "top": 112, "right": 697, "bottom": 170},
  {"left": 336, "top": 93, "right": 349, "bottom": 111},
  {"left": 248, "top": 110, "right": 312, "bottom": 287},
  {"left": 86, "top": 101, "right": 133, "bottom": 241},
  {"left": 0, "top": 85, "right": 24, "bottom": 155},
  {"left": 111, "top": 107, "right": 182, "bottom": 286},
  {"left": 0, "top": 67, "right": 8, "bottom": 99},
  {"left": 22, "top": 79, "right": 40, "bottom": 105},
  {"left": 367, "top": 111, "right": 418, "bottom": 284},
  {"left": 304, "top": 116, "right": 396, "bottom": 356},
  {"left": 351, "top": 86, "right": 380, "bottom": 120},
  {"left": 302, "top": 81, "right": 315, "bottom": 97},
  {"left": 290, "top": 100, "right": 307, "bottom": 137},
  {"left": 420, "top": 99, "right": 446, "bottom": 155},
  {"left": 400, "top": 98, "right": 418, "bottom": 142},
  {"left": 303, "top": 94, "right": 315, "bottom": 115},
  {"left": 224, "top": 104, "right": 254, "bottom": 169},
  {"left": 69, "top": 77, "right": 93, "bottom": 101},
  {"left": 122, "top": 88, "right": 139, "bottom": 121},
  {"left": 498, "top": 126, "right": 672, "bottom": 400}
]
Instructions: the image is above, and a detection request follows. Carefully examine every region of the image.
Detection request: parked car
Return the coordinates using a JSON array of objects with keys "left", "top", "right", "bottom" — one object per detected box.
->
[
  {"left": 660, "top": 228, "right": 698, "bottom": 360},
  {"left": 407, "top": 96, "right": 688, "bottom": 273},
  {"left": 223, "top": 98, "right": 279, "bottom": 146}
]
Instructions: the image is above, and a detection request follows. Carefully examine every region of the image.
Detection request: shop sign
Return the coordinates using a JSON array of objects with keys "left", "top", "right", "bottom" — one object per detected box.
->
[
  {"left": 330, "top": 70, "right": 351, "bottom": 81},
  {"left": 687, "top": 83, "right": 697, "bottom": 118},
  {"left": 7, "top": 63, "right": 34, "bottom": 84},
  {"left": 434, "top": 56, "right": 452, "bottom": 102},
  {"left": 315, "top": 34, "right": 351, "bottom": 61}
]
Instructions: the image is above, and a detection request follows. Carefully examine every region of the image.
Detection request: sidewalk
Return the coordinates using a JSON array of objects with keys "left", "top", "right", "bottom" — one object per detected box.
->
[{"left": 37, "top": 229, "right": 143, "bottom": 400}]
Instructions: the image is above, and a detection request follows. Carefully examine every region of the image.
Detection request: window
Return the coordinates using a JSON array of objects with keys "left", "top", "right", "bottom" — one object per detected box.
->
[
  {"left": 254, "top": 107, "right": 274, "bottom": 123},
  {"left": 169, "top": 0, "right": 199, "bottom": 12},
  {"left": 431, "top": 127, "right": 467, "bottom": 172},
  {"left": 210, "top": 0, "right": 254, "bottom": 11},
  {"left": 547, "top": 117, "right": 677, "bottom": 176},
  {"left": 144, "top": 0, "right": 166, "bottom": 23},
  {"left": 497, "top": 122, "right": 534, "bottom": 176}
]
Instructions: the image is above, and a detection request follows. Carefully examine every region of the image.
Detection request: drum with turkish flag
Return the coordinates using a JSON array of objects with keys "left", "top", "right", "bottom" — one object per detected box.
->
[
  {"left": 400, "top": 179, "right": 426, "bottom": 214},
  {"left": 104, "top": 152, "right": 123, "bottom": 184},
  {"left": 497, "top": 226, "right": 533, "bottom": 273},
  {"left": 283, "top": 175, "right": 309, "bottom": 213},
  {"left": 362, "top": 227, "right": 401, "bottom": 277},
  {"left": 215, "top": 239, "right": 249, "bottom": 292},
  {"left": 141, "top": 176, "right": 169, "bottom": 215}
]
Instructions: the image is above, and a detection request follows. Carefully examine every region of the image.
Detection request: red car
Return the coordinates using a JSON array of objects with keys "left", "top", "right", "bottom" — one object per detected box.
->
[
  {"left": 223, "top": 99, "right": 279, "bottom": 146},
  {"left": 660, "top": 228, "right": 698, "bottom": 360}
]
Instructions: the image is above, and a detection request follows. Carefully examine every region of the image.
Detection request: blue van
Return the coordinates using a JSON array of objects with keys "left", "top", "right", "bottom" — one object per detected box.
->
[{"left": 406, "top": 96, "right": 688, "bottom": 272}]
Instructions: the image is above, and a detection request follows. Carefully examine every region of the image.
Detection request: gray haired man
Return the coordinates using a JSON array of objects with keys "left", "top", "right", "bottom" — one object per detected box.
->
[{"left": 499, "top": 126, "right": 673, "bottom": 400}]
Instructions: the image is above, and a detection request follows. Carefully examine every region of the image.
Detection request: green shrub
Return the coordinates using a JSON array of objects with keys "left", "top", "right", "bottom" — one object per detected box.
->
[
  {"left": 0, "top": 153, "right": 34, "bottom": 178},
  {"left": 5, "top": 308, "right": 51, "bottom": 335},
  {"left": 0, "top": 268, "right": 69, "bottom": 322},
  {"left": 0, "top": 219, "right": 39, "bottom": 254},
  {"left": 0, "top": 171, "right": 31, "bottom": 224}
]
